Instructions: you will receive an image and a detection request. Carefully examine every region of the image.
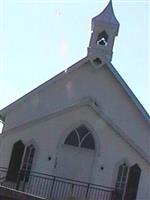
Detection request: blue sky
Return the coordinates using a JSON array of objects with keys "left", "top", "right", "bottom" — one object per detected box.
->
[{"left": 0, "top": 0, "right": 149, "bottom": 116}]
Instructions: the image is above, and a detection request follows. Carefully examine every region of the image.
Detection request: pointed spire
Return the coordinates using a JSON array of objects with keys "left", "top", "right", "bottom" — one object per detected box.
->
[
  {"left": 88, "top": 0, "right": 120, "bottom": 62},
  {"left": 92, "top": 0, "right": 119, "bottom": 32}
]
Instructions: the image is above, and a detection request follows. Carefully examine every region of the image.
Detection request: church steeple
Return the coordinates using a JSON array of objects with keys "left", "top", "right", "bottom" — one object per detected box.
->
[{"left": 88, "top": 0, "right": 120, "bottom": 65}]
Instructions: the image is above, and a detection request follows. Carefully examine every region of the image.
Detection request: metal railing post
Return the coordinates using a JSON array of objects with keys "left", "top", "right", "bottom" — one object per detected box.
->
[
  {"left": 71, "top": 183, "right": 74, "bottom": 197},
  {"left": 85, "top": 183, "right": 90, "bottom": 199}
]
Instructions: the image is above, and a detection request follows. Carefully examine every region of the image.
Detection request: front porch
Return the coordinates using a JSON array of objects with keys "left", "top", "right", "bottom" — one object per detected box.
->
[{"left": 0, "top": 167, "right": 116, "bottom": 200}]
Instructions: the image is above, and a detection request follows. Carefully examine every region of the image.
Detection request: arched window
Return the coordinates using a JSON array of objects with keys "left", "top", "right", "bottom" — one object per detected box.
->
[
  {"left": 96, "top": 31, "right": 108, "bottom": 46},
  {"left": 115, "top": 163, "right": 129, "bottom": 200},
  {"left": 20, "top": 144, "right": 35, "bottom": 181},
  {"left": 64, "top": 125, "right": 95, "bottom": 150}
]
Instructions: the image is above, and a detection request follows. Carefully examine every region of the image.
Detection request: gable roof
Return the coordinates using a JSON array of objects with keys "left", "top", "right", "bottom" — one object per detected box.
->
[{"left": 0, "top": 56, "right": 149, "bottom": 125}]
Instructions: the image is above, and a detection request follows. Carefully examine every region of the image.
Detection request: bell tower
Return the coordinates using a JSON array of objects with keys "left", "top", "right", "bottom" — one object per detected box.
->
[{"left": 88, "top": 0, "right": 120, "bottom": 65}]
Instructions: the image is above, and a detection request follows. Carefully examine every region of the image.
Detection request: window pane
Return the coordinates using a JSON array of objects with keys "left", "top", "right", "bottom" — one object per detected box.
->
[
  {"left": 23, "top": 147, "right": 30, "bottom": 163},
  {"left": 29, "top": 148, "right": 35, "bottom": 163},
  {"left": 81, "top": 134, "right": 95, "bottom": 150},
  {"left": 115, "top": 163, "right": 129, "bottom": 199},
  {"left": 123, "top": 166, "right": 128, "bottom": 176},
  {"left": 76, "top": 126, "right": 89, "bottom": 141},
  {"left": 64, "top": 130, "right": 79, "bottom": 146},
  {"left": 117, "top": 166, "right": 123, "bottom": 182}
]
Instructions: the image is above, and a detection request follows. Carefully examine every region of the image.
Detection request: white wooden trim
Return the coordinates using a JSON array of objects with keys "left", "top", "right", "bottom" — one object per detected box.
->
[{"left": 1, "top": 97, "right": 150, "bottom": 164}]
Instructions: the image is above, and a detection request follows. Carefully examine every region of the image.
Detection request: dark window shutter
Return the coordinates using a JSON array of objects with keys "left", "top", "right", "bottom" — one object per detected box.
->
[
  {"left": 124, "top": 164, "right": 141, "bottom": 200},
  {"left": 6, "top": 140, "right": 25, "bottom": 182}
]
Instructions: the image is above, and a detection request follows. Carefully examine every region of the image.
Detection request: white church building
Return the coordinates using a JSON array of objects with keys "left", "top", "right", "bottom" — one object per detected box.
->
[{"left": 0, "top": 1, "right": 150, "bottom": 200}]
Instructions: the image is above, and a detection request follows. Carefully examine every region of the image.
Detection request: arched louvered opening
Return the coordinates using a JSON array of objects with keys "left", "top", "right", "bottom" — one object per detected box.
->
[
  {"left": 115, "top": 163, "right": 129, "bottom": 200},
  {"left": 96, "top": 31, "right": 108, "bottom": 46},
  {"left": 64, "top": 125, "right": 95, "bottom": 150},
  {"left": 20, "top": 144, "right": 35, "bottom": 182}
]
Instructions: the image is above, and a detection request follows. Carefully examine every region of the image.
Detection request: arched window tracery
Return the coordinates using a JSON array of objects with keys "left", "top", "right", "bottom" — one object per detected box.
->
[{"left": 64, "top": 125, "right": 95, "bottom": 150}]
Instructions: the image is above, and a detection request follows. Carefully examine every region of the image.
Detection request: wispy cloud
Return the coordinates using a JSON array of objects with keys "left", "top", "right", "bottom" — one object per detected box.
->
[{"left": 59, "top": 38, "right": 69, "bottom": 58}]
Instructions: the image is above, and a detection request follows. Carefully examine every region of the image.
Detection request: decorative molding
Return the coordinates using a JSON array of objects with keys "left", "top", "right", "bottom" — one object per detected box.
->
[
  {"left": 2, "top": 97, "right": 150, "bottom": 164},
  {"left": 56, "top": 119, "right": 101, "bottom": 157}
]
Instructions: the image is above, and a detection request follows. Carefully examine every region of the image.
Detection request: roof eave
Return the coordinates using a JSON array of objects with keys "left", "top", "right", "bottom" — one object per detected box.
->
[
  {"left": 106, "top": 62, "right": 150, "bottom": 124},
  {"left": 0, "top": 56, "right": 89, "bottom": 117}
]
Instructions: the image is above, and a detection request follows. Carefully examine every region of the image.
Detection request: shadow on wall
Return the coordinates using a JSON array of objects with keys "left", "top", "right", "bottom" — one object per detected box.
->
[{"left": 0, "top": 186, "right": 45, "bottom": 200}]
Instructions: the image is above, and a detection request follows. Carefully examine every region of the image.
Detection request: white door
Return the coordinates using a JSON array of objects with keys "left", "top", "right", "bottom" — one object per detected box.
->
[
  {"left": 55, "top": 145, "right": 94, "bottom": 182},
  {"left": 54, "top": 125, "right": 96, "bottom": 182}
]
